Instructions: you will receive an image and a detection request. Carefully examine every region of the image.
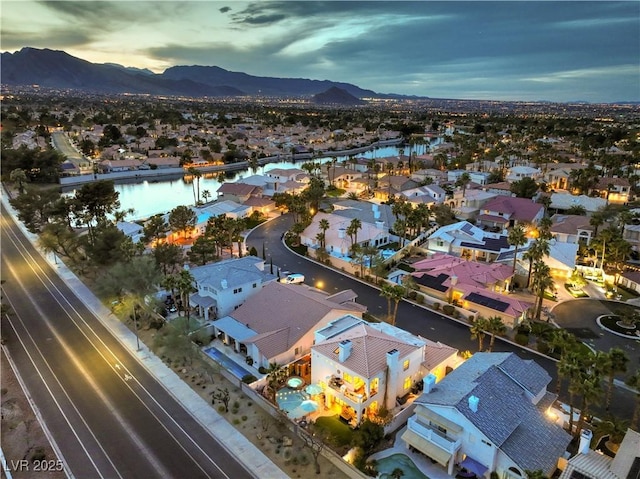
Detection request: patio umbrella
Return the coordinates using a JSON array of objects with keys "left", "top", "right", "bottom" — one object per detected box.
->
[
  {"left": 304, "top": 383, "right": 323, "bottom": 395},
  {"left": 299, "top": 400, "right": 319, "bottom": 413}
]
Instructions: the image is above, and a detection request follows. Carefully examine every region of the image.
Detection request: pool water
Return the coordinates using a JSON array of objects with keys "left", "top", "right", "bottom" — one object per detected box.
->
[
  {"left": 203, "top": 347, "right": 254, "bottom": 379},
  {"left": 276, "top": 387, "right": 308, "bottom": 412},
  {"left": 287, "top": 377, "right": 304, "bottom": 389},
  {"left": 375, "top": 454, "right": 429, "bottom": 479}
]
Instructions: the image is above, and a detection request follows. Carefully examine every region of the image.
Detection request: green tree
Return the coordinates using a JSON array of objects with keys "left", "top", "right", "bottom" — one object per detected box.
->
[
  {"left": 510, "top": 177, "right": 539, "bottom": 198},
  {"left": 143, "top": 214, "right": 169, "bottom": 244},
  {"left": 176, "top": 269, "right": 196, "bottom": 331},
  {"left": 603, "top": 348, "right": 628, "bottom": 411},
  {"left": 9, "top": 168, "right": 28, "bottom": 194},
  {"left": 625, "top": 370, "right": 640, "bottom": 431},
  {"left": 380, "top": 283, "right": 404, "bottom": 325},
  {"left": 168, "top": 205, "right": 196, "bottom": 239},
  {"left": 346, "top": 218, "right": 363, "bottom": 252},
  {"left": 531, "top": 261, "right": 555, "bottom": 321}
]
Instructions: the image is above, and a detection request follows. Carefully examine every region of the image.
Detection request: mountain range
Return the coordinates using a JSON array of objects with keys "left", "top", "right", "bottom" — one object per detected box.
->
[{"left": 1, "top": 47, "right": 399, "bottom": 101}]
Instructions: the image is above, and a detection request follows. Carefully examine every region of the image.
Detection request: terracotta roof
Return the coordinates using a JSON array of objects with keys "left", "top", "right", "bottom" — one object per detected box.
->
[
  {"left": 550, "top": 214, "right": 594, "bottom": 234},
  {"left": 481, "top": 196, "right": 544, "bottom": 223},
  {"left": 312, "top": 323, "right": 419, "bottom": 378},
  {"left": 217, "top": 182, "right": 261, "bottom": 195}
]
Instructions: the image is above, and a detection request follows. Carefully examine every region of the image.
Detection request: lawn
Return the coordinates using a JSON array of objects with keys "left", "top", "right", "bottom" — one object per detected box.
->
[{"left": 313, "top": 415, "right": 355, "bottom": 448}]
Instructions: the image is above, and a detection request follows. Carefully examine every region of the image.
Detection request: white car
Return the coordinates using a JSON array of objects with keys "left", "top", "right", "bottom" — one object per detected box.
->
[{"left": 280, "top": 273, "right": 305, "bottom": 284}]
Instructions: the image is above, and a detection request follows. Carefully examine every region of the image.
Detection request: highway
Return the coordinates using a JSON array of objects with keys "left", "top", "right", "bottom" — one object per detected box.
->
[
  {"left": 1, "top": 203, "right": 252, "bottom": 479},
  {"left": 247, "top": 214, "right": 638, "bottom": 422}
]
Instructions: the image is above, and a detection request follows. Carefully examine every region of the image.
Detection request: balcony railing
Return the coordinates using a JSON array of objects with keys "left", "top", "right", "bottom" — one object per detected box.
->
[
  {"left": 328, "top": 379, "right": 368, "bottom": 404},
  {"left": 407, "top": 416, "right": 461, "bottom": 453}
]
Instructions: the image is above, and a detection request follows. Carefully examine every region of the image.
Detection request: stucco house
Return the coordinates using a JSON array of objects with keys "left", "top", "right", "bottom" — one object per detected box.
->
[
  {"left": 216, "top": 182, "right": 263, "bottom": 203},
  {"left": 189, "top": 256, "right": 278, "bottom": 321},
  {"left": 550, "top": 193, "right": 607, "bottom": 216},
  {"left": 476, "top": 196, "right": 544, "bottom": 229},
  {"left": 310, "top": 315, "right": 459, "bottom": 427},
  {"left": 404, "top": 352, "right": 571, "bottom": 478},
  {"left": 550, "top": 214, "right": 595, "bottom": 246},
  {"left": 211, "top": 282, "right": 367, "bottom": 368}
]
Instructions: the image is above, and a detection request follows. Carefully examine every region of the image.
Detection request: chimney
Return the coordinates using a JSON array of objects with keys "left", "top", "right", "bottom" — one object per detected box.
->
[
  {"left": 578, "top": 429, "right": 592, "bottom": 455},
  {"left": 375, "top": 220, "right": 384, "bottom": 230},
  {"left": 338, "top": 228, "right": 346, "bottom": 239},
  {"left": 468, "top": 395, "right": 479, "bottom": 412},
  {"left": 338, "top": 340, "right": 352, "bottom": 362},
  {"left": 221, "top": 279, "right": 228, "bottom": 289},
  {"left": 423, "top": 373, "right": 437, "bottom": 393}
]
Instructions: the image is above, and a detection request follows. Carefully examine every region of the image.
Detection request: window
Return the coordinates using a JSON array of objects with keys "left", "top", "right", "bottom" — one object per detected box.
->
[
  {"left": 403, "top": 377, "right": 411, "bottom": 390},
  {"left": 343, "top": 372, "right": 353, "bottom": 384},
  {"left": 481, "top": 439, "right": 492, "bottom": 447},
  {"left": 294, "top": 347, "right": 300, "bottom": 355},
  {"left": 403, "top": 359, "right": 410, "bottom": 371},
  {"left": 253, "top": 283, "right": 257, "bottom": 288},
  {"left": 233, "top": 287, "right": 243, "bottom": 294}
]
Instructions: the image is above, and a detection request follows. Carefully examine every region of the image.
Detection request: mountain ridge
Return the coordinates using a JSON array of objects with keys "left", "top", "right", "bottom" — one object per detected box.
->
[{"left": 1, "top": 47, "right": 407, "bottom": 100}]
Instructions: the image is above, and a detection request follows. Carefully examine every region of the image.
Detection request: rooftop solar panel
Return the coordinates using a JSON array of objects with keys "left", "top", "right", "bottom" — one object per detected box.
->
[{"left": 466, "top": 292, "right": 510, "bottom": 312}]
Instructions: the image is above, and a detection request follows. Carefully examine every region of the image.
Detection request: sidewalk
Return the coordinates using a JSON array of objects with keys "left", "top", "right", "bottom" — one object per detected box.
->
[{"left": 1, "top": 193, "right": 289, "bottom": 479}]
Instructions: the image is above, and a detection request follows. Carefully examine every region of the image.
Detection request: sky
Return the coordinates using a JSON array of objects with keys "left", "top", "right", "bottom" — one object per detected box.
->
[{"left": 1, "top": 1, "right": 639, "bottom": 103}]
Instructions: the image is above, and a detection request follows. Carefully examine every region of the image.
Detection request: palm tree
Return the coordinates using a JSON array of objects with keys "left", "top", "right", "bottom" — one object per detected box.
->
[
  {"left": 524, "top": 238, "right": 550, "bottom": 288},
  {"left": 592, "top": 416, "right": 629, "bottom": 452},
  {"left": 507, "top": 225, "right": 527, "bottom": 275},
  {"left": 380, "top": 283, "right": 404, "bottom": 325},
  {"left": 603, "top": 348, "right": 629, "bottom": 411},
  {"left": 469, "top": 316, "right": 489, "bottom": 352},
  {"left": 176, "top": 269, "right": 196, "bottom": 332},
  {"left": 485, "top": 316, "right": 507, "bottom": 352},
  {"left": 556, "top": 350, "right": 582, "bottom": 396},
  {"left": 571, "top": 374, "right": 604, "bottom": 440},
  {"left": 318, "top": 219, "right": 330, "bottom": 249},
  {"left": 346, "top": 218, "right": 362, "bottom": 252},
  {"left": 625, "top": 370, "right": 640, "bottom": 431},
  {"left": 531, "top": 261, "right": 555, "bottom": 321}
]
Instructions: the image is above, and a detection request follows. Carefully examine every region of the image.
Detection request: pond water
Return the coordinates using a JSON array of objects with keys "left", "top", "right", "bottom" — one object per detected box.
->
[{"left": 65, "top": 143, "right": 437, "bottom": 221}]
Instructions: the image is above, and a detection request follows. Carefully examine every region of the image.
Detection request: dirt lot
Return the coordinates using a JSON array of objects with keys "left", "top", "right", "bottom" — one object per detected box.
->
[{"left": 1, "top": 349, "right": 66, "bottom": 479}]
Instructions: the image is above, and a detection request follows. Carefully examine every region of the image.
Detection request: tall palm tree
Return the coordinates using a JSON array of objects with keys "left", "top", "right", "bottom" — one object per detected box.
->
[
  {"left": 531, "top": 261, "right": 555, "bottom": 321},
  {"left": 176, "top": 269, "right": 196, "bottom": 332},
  {"left": 556, "top": 350, "right": 582, "bottom": 396},
  {"left": 507, "top": 224, "right": 527, "bottom": 276},
  {"left": 524, "top": 238, "right": 550, "bottom": 288},
  {"left": 318, "top": 219, "right": 330, "bottom": 249},
  {"left": 604, "top": 348, "right": 629, "bottom": 411},
  {"left": 469, "top": 316, "right": 489, "bottom": 352},
  {"left": 571, "top": 374, "right": 604, "bottom": 440},
  {"left": 485, "top": 316, "right": 507, "bottom": 352},
  {"left": 346, "top": 218, "right": 362, "bottom": 252},
  {"left": 380, "top": 283, "right": 404, "bottom": 325}
]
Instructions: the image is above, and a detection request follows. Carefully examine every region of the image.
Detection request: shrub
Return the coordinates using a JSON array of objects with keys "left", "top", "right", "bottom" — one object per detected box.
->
[
  {"left": 416, "top": 294, "right": 424, "bottom": 305},
  {"left": 515, "top": 333, "right": 529, "bottom": 346},
  {"left": 432, "top": 302, "right": 440, "bottom": 310},
  {"left": 242, "top": 415, "right": 248, "bottom": 421},
  {"left": 537, "top": 341, "right": 550, "bottom": 355},
  {"left": 408, "top": 291, "right": 417, "bottom": 300},
  {"left": 233, "top": 401, "right": 240, "bottom": 408},
  {"left": 242, "top": 374, "right": 257, "bottom": 384},
  {"left": 233, "top": 418, "right": 241, "bottom": 425},
  {"left": 218, "top": 405, "right": 226, "bottom": 413},
  {"left": 258, "top": 366, "right": 267, "bottom": 374},
  {"left": 442, "top": 304, "right": 455, "bottom": 315}
]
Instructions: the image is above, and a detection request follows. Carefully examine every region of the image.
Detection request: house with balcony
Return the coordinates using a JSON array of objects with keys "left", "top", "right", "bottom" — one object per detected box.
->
[
  {"left": 505, "top": 165, "right": 542, "bottom": 183},
  {"left": 216, "top": 182, "right": 263, "bottom": 203},
  {"left": 211, "top": 283, "right": 366, "bottom": 368},
  {"left": 189, "top": 256, "right": 278, "bottom": 321},
  {"left": 403, "top": 352, "right": 570, "bottom": 478},
  {"left": 550, "top": 193, "right": 607, "bottom": 216},
  {"left": 398, "top": 185, "right": 446, "bottom": 207},
  {"left": 550, "top": 214, "right": 595, "bottom": 246},
  {"left": 623, "top": 223, "right": 640, "bottom": 253},
  {"left": 590, "top": 177, "right": 632, "bottom": 205},
  {"left": 311, "top": 315, "right": 459, "bottom": 427}
]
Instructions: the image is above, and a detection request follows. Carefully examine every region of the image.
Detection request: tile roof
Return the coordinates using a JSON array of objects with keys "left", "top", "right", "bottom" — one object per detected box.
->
[
  {"left": 190, "top": 256, "right": 277, "bottom": 291},
  {"left": 417, "top": 352, "right": 570, "bottom": 474},
  {"left": 217, "top": 182, "right": 261, "bottom": 195},
  {"left": 551, "top": 214, "right": 594, "bottom": 234},
  {"left": 481, "top": 196, "right": 544, "bottom": 223},
  {"left": 312, "top": 323, "right": 420, "bottom": 378}
]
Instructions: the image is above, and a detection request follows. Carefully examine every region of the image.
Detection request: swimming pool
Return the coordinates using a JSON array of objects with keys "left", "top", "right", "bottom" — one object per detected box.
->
[
  {"left": 203, "top": 346, "right": 254, "bottom": 379},
  {"left": 376, "top": 454, "right": 429, "bottom": 479},
  {"left": 286, "top": 376, "right": 305, "bottom": 389}
]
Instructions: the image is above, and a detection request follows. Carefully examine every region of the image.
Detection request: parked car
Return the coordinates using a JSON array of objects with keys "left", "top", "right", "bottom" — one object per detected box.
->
[{"left": 280, "top": 273, "right": 305, "bottom": 284}]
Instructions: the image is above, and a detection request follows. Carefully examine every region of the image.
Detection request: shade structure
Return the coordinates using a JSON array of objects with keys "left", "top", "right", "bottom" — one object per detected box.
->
[
  {"left": 304, "top": 383, "right": 323, "bottom": 395},
  {"left": 459, "top": 456, "right": 488, "bottom": 477}
]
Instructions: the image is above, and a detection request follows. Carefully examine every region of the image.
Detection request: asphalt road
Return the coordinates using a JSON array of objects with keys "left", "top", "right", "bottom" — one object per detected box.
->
[
  {"left": 1, "top": 204, "right": 252, "bottom": 479},
  {"left": 51, "top": 131, "right": 84, "bottom": 162},
  {"left": 247, "top": 214, "right": 638, "bottom": 422}
]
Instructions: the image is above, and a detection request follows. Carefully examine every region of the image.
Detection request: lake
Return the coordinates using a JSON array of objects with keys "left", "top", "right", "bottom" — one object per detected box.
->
[{"left": 67, "top": 143, "right": 437, "bottom": 220}]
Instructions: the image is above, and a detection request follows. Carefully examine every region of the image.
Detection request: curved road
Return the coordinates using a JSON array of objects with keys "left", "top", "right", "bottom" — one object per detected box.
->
[
  {"left": 1, "top": 204, "right": 252, "bottom": 479},
  {"left": 247, "top": 214, "right": 638, "bottom": 422}
]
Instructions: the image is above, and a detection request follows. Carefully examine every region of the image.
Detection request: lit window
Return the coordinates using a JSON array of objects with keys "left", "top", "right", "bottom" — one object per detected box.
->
[
  {"left": 403, "top": 377, "right": 411, "bottom": 390},
  {"left": 403, "top": 359, "right": 410, "bottom": 371},
  {"left": 343, "top": 372, "right": 352, "bottom": 384}
]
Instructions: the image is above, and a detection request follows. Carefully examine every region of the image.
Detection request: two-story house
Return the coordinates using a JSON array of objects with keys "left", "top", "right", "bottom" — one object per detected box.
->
[
  {"left": 550, "top": 214, "right": 595, "bottom": 246},
  {"left": 211, "top": 282, "right": 366, "bottom": 368},
  {"left": 216, "top": 182, "right": 263, "bottom": 203},
  {"left": 477, "top": 196, "right": 544, "bottom": 229},
  {"left": 590, "top": 177, "right": 632, "bottom": 204},
  {"left": 189, "top": 256, "right": 278, "bottom": 321},
  {"left": 403, "top": 352, "right": 570, "bottom": 478},
  {"left": 311, "top": 315, "right": 458, "bottom": 427}
]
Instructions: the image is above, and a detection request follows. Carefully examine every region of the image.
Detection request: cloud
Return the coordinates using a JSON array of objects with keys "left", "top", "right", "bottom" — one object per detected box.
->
[
  {"left": 219, "top": 6, "right": 231, "bottom": 14},
  {"left": 1, "top": 28, "right": 93, "bottom": 51},
  {"left": 241, "top": 14, "right": 286, "bottom": 26}
]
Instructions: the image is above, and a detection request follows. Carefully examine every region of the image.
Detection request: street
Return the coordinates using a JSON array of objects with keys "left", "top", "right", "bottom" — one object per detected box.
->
[{"left": 1, "top": 203, "right": 252, "bottom": 479}]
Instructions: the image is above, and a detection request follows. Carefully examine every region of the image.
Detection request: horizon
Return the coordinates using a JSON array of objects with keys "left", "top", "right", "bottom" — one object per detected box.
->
[{"left": 1, "top": 1, "right": 639, "bottom": 103}]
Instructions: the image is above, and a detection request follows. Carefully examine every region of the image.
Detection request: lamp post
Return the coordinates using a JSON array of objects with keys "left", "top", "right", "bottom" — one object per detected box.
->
[{"left": 133, "top": 303, "right": 141, "bottom": 351}]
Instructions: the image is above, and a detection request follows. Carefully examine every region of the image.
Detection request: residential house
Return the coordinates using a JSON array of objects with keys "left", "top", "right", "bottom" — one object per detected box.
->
[
  {"left": 189, "top": 255, "right": 278, "bottom": 321},
  {"left": 483, "top": 182, "right": 514, "bottom": 197},
  {"left": 590, "top": 177, "right": 632, "bottom": 204},
  {"left": 311, "top": 315, "right": 459, "bottom": 426},
  {"left": 505, "top": 165, "right": 542, "bottom": 183},
  {"left": 301, "top": 201, "right": 396, "bottom": 256},
  {"left": 211, "top": 282, "right": 366, "bottom": 368},
  {"left": 543, "top": 163, "right": 585, "bottom": 191},
  {"left": 550, "top": 193, "right": 607, "bottom": 216},
  {"left": 426, "top": 221, "right": 526, "bottom": 264},
  {"left": 397, "top": 185, "right": 445, "bottom": 207},
  {"left": 374, "top": 176, "right": 420, "bottom": 202},
  {"left": 558, "top": 428, "right": 640, "bottom": 479},
  {"left": 449, "top": 188, "right": 498, "bottom": 220},
  {"left": 623, "top": 223, "right": 640, "bottom": 253},
  {"left": 404, "top": 352, "right": 571, "bottom": 478},
  {"left": 98, "top": 158, "right": 142, "bottom": 172},
  {"left": 550, "top": 214, "right": 595, "bottom": 246},
  {"left": 409, "top": 253, "right": 530, "bottom": 328},
  {"left": 242, "top": 196, "right": 277, "bottom": 217},
  {"left": 116, "top": 221, "right": 144, "bottom": 243},
  {"left": 411, "top": 169, "right": 447, "bottom": 184},
  {"left": 477, "top": 196, "right": 544, "bottom": 229},
  {"left": 143, "top": 156, "right": 181, "bottom": 169},
  {"left": 617, "top": 271, "right": 640, "bottom": 295},
  {"left": 216, "top": 182, "right": 263, "bottom": 203}
]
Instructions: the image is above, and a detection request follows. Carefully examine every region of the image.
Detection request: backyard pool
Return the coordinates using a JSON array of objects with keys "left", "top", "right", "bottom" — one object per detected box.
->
[
  {"left": 287, "top": 376, "right": 305, "bottom": 389},
  {"left": 375, "top": 454, "right": 429, "bottom": 479},
  {"left": 203, "top": 346, "right": 254, "bottom": 379}
]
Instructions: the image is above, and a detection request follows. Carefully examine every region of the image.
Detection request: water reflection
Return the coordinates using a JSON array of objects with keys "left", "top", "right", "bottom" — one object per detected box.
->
[{"left": 67, "top": 143, "right": 435, "bottom": 220}]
